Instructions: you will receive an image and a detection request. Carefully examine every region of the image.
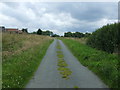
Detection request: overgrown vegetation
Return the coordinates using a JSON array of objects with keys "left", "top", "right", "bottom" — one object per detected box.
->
[
  {"left": 61, "top": 38, "right": 119, "bottom": 88},
  {"left": 2, "top": 33, "right": 53, "bottom": 88},
  {"left": 87, "top": 23, "right": 119, "bottom": 54}
]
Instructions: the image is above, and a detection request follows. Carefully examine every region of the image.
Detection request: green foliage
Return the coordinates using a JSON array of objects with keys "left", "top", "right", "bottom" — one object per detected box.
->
[
  {"left": 56, "top": 51, "right": 62, "bottom": 54},
  {"left": 57, "top": 54, "right": 64, "bottom": 58},
  {"left": 42, "top": 30, "right": 53, "bottom": 36},
  {"left": 74, "top": 86, "right": 79, "bottom": 88},
  {"left": 56, "top": 45, "right": 61, "bottom": 49},
  {"left": 84, "top": 32, "right": 91, "bottom": 37},
  {"left": 22, "top": 28, "right": 28, "bottom": 33},
  {"left": 57, "top": 59, "right": 68, "bottom": 67},
  {"left": 62, "top": 39, "right": 119, "bottom": 88},
  {"left": 52, "top": 34, "right": 60, "bottom": 37},
  {"left": 60, "top": 69, "right": 72, "bottom": 79},
  {"left": 37, "top": 28, "right": 42, "bottom": 35},
  {"left": 64, "top": 32, "right": 85, "bottom": 38},
  {"left": 87, "top": 23, "right": 119, "bottom": 53},
  {"left": 32, "top": 29, "right": 53, "bottom": 36}
]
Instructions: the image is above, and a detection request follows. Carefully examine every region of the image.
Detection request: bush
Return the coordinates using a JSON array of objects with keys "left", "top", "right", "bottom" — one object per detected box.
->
[{"left": 87, "top": 23, "right": 119, "bottom": 54}]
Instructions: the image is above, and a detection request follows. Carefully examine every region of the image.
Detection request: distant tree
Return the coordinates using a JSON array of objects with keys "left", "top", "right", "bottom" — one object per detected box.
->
[
  {"left": 42, "top": 30, "right": 53, "bottom": 36},
  {"left": 32, "top": 31, "right": 37, "bottom": 34},
  {"left": 37, "top": 29, "right": 42, "bottom": 35},
  {"left": 73, "top": 32, "right": 84, "bottom": 38},
  {"left": 22, "top": 28, "right": 28, "bottom": 33},
  {"left": 64, "top": 32, "right": 84, "bottom": 38},
  {"left": 64, "top": 32, "right": 73, "bottom": 37},
  {"left": 52, "top": 34, "right": 60, "bottom": 37},
  {"left": 84, "top": 33, "right": 91, "bottom": 37}
]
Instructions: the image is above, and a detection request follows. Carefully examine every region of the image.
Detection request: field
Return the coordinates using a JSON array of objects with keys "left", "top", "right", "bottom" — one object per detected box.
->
[
  {"left": 61, "top": 38, "right": 119, "bottom": 88},
  {"left": 2, "top": 33, "right": 53, "bottom": 88}
]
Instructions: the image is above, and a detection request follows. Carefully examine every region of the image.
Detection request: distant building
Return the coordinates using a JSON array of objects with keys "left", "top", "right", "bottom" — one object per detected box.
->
[
  {"left": 5, "top": 28, "right": 19, "bottom": 33},
  {"left": 1, "top": 26, "right": 23, "bottom": 34}
]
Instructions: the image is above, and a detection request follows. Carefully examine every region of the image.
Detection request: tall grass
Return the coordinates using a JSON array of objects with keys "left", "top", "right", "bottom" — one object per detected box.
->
[
  {"left": 2, "top": 33, "right": 53, "bottom": 88},
  {"left": 61, "top": 38, "right": 119, "bottom": 89}
]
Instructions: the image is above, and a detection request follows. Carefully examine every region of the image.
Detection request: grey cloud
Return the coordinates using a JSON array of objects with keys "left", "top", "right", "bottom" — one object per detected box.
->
[{"left": 0, "top": 2, "right": 118, "bottom": 35}]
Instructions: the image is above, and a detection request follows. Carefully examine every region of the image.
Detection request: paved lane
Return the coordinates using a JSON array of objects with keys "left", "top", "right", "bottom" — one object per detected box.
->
[{"left": 26, "top": 39, "right": 108, "bottom": 88}]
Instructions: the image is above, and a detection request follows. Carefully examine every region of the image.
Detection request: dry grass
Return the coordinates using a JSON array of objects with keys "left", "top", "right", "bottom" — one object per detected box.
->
[
  {"left": 63, "top": 37, "right": 87, "bottom": 44},
  {"left": 2, "top": 33, "right": 53, "bottom": 88},
  {"left": 2, "top": 33, "right": 52, "bottom": 59}
]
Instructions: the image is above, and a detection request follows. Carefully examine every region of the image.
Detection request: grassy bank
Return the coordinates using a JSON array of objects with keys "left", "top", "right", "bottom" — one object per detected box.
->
[
  {"left": 61, "top": 38, "right": 118, "bottom": 89},
  {"left": 2, "top": 33, "right": 53, "bottom": 88}
]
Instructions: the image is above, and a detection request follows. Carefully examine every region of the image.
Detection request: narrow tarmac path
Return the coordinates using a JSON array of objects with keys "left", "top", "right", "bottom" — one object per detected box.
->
[{"left": 26, "top": 39, "right": 108, "bottom": 88}]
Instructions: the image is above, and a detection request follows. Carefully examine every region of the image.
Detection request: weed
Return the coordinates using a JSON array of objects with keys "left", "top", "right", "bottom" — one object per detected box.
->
[
  {"left": 57, "top": 67, "right": 69, "bottom": 71},
  {"left": 57, "top": 61, "right": 68, "bottom": 67},
  {"left": 57, "top": 54, "right": 64, "bottom": 58},
  {"left": 56, "top": 40, "right": 72, "bottom": 80},
  {"left": 56, "top": 51, "right": 62, "bottom": 54},
  {"left": 74, "top": 86, "right": 79, "bottom": 88},
  {"left": 56, "top": 45, "right": 61, "bottom": 49}
]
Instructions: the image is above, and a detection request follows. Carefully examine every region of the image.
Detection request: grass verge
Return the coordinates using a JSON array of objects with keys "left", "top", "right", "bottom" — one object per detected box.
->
[
  {"left": 61, "top": 38, "right": 119, "bottom": 89},
  {"left": 2, "top": 33, "right": 53, "bottom": 88}
]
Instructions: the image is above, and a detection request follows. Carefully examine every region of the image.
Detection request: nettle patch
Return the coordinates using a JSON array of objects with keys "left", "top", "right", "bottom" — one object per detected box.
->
[{"left": 56, "top": 41, "right": 72, "bottom": 80}]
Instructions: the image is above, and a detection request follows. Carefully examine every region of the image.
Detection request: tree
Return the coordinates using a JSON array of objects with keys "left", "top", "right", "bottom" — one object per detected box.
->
[
  {"left": 42, "top": 30, "right": 53, "bottom": 36},
  {"left": 64, "top": 32, "right": 84, "bottom": 38},
  {"left": 52, "top": 34, "right": 60, "bottom": 37},
  {"left": 84, "top": 33, "right": 91, "bottom": 37},
  {"left": 64, "top": 32, "right": 73, "bottom": 37},
  {"left": 37, "top": 29, "right": 42, "bottom": 35},
  {"left": 22, "top": 28, "right": 28, "bottom": 33}
]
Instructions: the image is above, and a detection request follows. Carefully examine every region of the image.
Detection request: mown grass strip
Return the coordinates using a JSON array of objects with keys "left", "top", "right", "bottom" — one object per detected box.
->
[
  {"left": 2, "top": 40, "right": 53, "bottom": 88},
  {"left": 61, "top": 38, "right": 119, "bottom": 88}
]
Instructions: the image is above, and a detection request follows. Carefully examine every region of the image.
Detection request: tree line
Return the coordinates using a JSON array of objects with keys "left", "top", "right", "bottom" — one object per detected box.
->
[
  {"left": 64, "top": 32, "right": 91, "bottom": 38},
  {"left": 32, "top": 28, "right": 55, "bottom": 36},
  {"left": 87, "top": 23, "right": 119, "bottom": 54}
]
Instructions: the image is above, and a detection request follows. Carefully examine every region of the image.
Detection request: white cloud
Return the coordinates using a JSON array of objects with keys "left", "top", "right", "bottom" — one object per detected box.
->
[
  {"left": 40, "top": 13, "right": 79, "bottom": 27},
  {"left": 0, "top": 0, "right": 119, "bottom": 2},
  {"left": 0, "top": 2, "right": 118, "bottom": 35},
  {"left": 95, "top": 18, "right": 118, "bottom": 28}
]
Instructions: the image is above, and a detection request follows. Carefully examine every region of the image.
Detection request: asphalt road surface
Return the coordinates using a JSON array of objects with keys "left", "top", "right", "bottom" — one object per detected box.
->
[{"left": 26, "top": 39, "right": 108, "bottom": 88}]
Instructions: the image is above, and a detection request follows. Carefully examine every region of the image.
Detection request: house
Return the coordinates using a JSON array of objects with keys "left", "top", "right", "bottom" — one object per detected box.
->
[
  {"left": 5, "top": 28, "right": 19, "bottom": 33},
  {"left": 1, "top": 26, "right": 23, "bottom": 34}
]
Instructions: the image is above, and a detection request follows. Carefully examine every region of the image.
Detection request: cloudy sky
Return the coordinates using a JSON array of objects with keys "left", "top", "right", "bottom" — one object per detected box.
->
[{"left": 0, "top": 2, "right": 118, "bottom": 35}]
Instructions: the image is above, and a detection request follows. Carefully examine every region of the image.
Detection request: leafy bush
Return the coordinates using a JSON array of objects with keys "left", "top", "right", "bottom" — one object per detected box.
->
[{"left": 87, "top": 23, "right": 119, "bottom": 54}]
